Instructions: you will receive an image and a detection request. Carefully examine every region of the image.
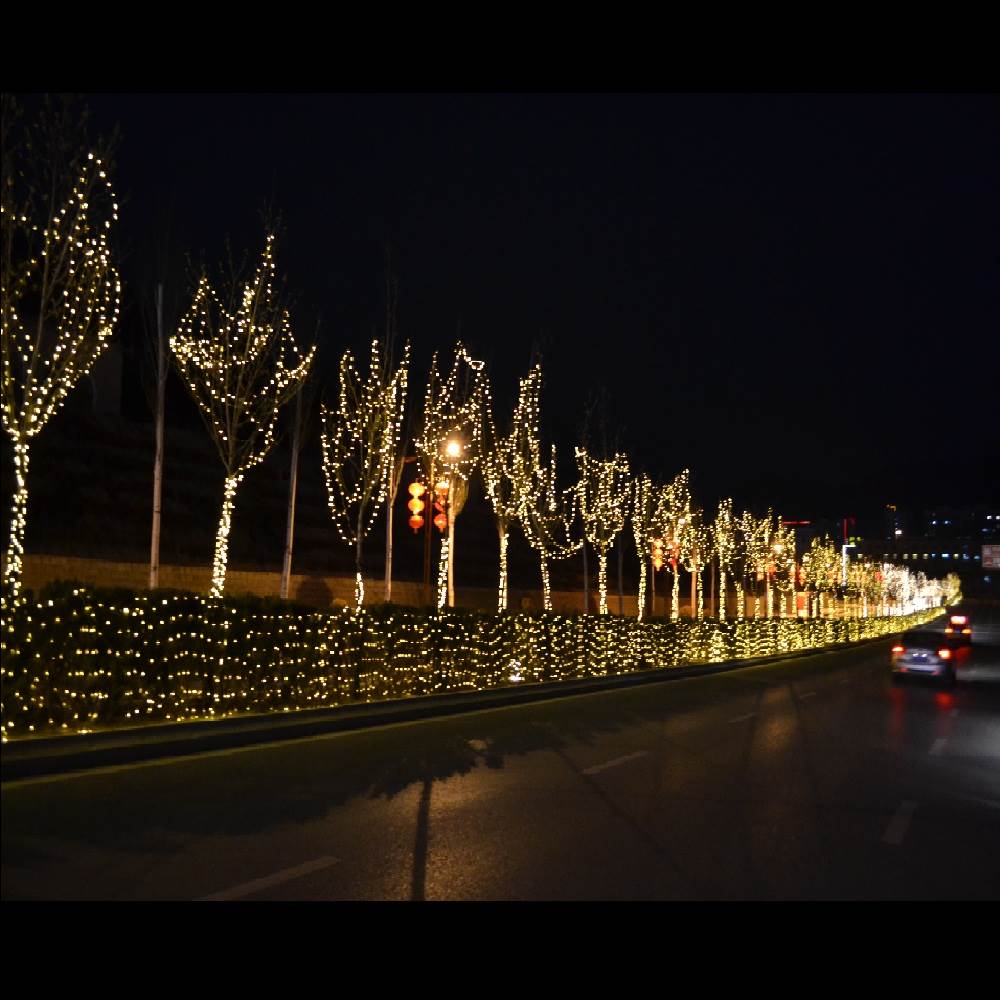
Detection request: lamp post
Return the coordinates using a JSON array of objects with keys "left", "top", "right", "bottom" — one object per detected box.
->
[{"left": 443, "top": 437, "right": 464, "bottom": 608}]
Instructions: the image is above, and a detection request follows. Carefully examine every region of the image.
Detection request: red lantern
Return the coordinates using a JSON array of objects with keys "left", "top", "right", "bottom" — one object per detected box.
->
[
  {"left": 434, "top": 512, "right": 448, "bottom": 533},
  {"left": 407, "top": 481, "right": 426, "bottom": 533}
]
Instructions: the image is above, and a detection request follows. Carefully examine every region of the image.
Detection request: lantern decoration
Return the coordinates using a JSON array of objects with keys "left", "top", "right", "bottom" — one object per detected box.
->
[
  {"left": 407, "top": 481, "right": 426, "bottom": 533},
  {"left": 433, "top": 480, "right": 450, "bottom": 534}
]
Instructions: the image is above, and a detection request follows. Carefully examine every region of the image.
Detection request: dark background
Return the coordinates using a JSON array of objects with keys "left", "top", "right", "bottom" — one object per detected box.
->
[{"left": 5, "top": 93, "right": 998, "bottom": 586}]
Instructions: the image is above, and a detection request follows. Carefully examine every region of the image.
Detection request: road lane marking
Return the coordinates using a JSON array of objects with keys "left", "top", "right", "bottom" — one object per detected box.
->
[
  {"left": 799, "top": 691, "right": 817, "bottom": 699},
  {"left": 582, "top": 750, "right": 649, "bottom": 775},
  {"left": 728, "top": 713, "right": 757, "bottom": 724},
  {"left": 882, "top": 801, "right": 917, "bottom": 845},
  {"left": 200, "top": 856, "right": 340, "bottom": 901},
  {"left": 930, "top": 739, "right": 947, "bottom": 756}
]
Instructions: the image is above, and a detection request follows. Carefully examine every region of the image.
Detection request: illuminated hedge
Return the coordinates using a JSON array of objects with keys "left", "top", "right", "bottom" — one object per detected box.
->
[{"left": 0, "top": 589, "right": 942, "bottom": 740}]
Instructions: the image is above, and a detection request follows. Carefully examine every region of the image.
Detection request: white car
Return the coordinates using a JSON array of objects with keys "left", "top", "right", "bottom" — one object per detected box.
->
[{"left": 891, "top": 631, "right": 956, "bottom": 686}]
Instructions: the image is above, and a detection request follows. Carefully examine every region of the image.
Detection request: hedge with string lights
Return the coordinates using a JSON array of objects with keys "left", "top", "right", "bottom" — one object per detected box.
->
[{"left": 1, "top": 585, "right": 943, "bottom": 740}]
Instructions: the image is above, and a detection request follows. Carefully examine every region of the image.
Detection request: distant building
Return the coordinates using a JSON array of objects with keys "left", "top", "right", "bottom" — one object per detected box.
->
[{"left": 857, "top": 504, "right": 999, "bottom": 596}]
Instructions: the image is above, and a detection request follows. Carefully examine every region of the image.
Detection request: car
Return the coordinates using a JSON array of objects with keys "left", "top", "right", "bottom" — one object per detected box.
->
[
  {"left": 891, "top": 631, "right": 957, "bottom": 686},
  {"left": 943, "top": 612, "right": 973, "bottom": 645}
]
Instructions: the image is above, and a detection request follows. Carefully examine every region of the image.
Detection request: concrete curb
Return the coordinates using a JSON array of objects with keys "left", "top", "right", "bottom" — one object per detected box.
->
[{"left": 2, "top": 633, "right": 898, "bottom": 782}]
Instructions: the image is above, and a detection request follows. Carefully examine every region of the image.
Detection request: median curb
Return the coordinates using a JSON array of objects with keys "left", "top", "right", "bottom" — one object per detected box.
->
[{"left": 1, "top": 632, "right": 900, "bottom": 782}]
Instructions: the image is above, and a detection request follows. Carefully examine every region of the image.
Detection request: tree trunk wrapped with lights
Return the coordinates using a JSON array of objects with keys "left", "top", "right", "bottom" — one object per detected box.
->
[
  {"left": 321, "top": 339, "right": 409, "bottom": 608},
  {"left": 576, "top": 448, "right": 630, "bottom": 615},
  {"left": 662, "top": 470, "right": 693, "bottom": 621},
  {"left": 170, "top": 235, "right": 314, "bottom": 598},
  {"left": 2, "top": 100, "right": 121, "bottom": 601},
  {"left": 506, "top": 366, "right": 581, "bottom": 611},
  {"left": 631, "top": 473, "right": 665, "bottom": 621},
  {"left": 415, "top": 343, "right": 484, "bottom": 609},
  {"left": 712, "top": 498, "right": 737, "bottom": 621}
]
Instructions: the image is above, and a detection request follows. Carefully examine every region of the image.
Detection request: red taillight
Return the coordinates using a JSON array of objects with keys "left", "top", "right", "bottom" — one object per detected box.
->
[
  {"left": 944, "top": 627, "right": 954, "bottom": 634},
  {"left": 950, "top": 615, "right": 967, "bottom": 625},
  {"left": 937, "top": 648, "right": 952, "bottom": 660},
  {"left": 962, "top": 628, "right": 972, "bottom": 635},
  {"left": 892, "top": 645, "right": 905, "bottom": 653}
]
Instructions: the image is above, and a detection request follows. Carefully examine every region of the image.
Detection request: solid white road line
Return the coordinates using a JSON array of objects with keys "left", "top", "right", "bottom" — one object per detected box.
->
[
  {"left": 728, "top": 713, "right": 757, "bottom": 724},
  {"left": 882, "top": 801, "right": 917, "bottom": 845},
  {"left": 200, "top": 856, "right": 340, "bottom": 901},
  {"left": 582, "top": 750, "right": 649, "bottom": 776},
  {"left": 930, "top": 738, "right": 947, "bottom": 756}
]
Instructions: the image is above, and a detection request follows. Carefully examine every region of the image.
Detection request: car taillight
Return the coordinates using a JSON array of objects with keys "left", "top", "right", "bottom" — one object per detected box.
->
[
  {"left": 962, "top": 628, "right": 972, "bottom": 634},
  {"left": 892, "top": 645, "right": 905, "bottom": 653},
  {"left": 950, "top": 615, "right": 967, "bottom": 625},
  {"left": 944, "top": 627, "right": 954, "bottom": 633},
  {"left": 937, "top": 648, "right": 952, "bottom": 660}
]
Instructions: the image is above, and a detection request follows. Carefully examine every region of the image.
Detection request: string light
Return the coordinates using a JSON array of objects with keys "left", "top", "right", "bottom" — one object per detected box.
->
[
  {"left": 0, "top": 587, "right": 949, "bottom": 742},
  {"left": 320, "top": 339, "right": 409, "bottom": 607},
  {"left": 631, "top": 474, "right": 661, "bottom": 621},
  {"left": 2, "top": 150, "right": 121, "bottom": 600},
  {"left": 712, "top": 499, "right": 737, "bottom": 621},
  {"left": 661, "top": 470, "right": 692, "bottom": 621},
  {"left": 509, "top": 368, "right": 581, "bottom": 611},
  {"left": 415, "top": 343, "right": 485, "bottom": 608},
  {"left": 576, "top": 449, "right": 631, "bottom": 615},
  {"left": 170, "top": 235, "right": 314, "bottom": 597}
]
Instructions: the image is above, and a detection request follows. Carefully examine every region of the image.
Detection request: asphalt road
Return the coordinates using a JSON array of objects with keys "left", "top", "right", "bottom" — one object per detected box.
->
[{"left": 4, "top": 609, "right": 999, "bottom": 900}]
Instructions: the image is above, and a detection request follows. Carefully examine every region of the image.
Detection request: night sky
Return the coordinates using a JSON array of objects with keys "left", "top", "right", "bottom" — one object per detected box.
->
[{"left": 85, "top": 93, "right": 999, "bottom": 522}]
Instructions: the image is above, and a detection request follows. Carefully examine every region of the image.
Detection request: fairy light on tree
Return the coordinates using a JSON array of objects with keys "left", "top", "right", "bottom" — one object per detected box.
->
[
  {"left": 712, "top": 498, "right": 737, "bottom": 621},
  {"left": 1, "top": 97, "right": 121, "bottom": 600},
  {"left": 320, "top": 338, "right": 409, "bottom": 608},
  {"left": 171, "top": 234, "right": 314, "bottom": 598},
  {"left": 479, "top": 366, "right": 541, "bottom": 612},
  {"left": 661, "top": 470, "right": 692, "bottom": 621},
  {"left": 576, "top": 448, "right": 630, "bottom": 615},
  {"left": 631, "top": 473, "right": 663, "bottom": 622},
  {"left": 770, "top": 518, "right": 796, "bottom": 618},
  {"left": 415, "top": 342, "right": 484, "bottom": 608},
  {"left": 518, "top": 443, "right": 581, "bottom": 611},
  {"left": 681, "top": 508, "right": 710, "bottom": 620},
  {"left": 801, "top": 535, "right": 839, "bottom": 618},
  {"left": 738, "top": 510, "right": 768, "bottom": 619}
]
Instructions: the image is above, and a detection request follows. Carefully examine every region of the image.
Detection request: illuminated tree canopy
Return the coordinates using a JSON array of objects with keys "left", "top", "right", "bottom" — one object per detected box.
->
[
  {"left": 321, "top": 338, "right": 409, "bottom": 607},
  {"left": 2, "top": 98, "right": 121, "bottom": 599},
  {"left": 171, "top": 235, "right": 314, "bottom": 597}
]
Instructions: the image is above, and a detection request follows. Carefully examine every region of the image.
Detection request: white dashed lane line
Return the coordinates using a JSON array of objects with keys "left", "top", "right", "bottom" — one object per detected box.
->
[
  {"left": 582, "top": 751, "right": 649, "bottom": 776},
  {"left": 728, "top": 713, "right": 757, "bottom": 724},
  {"left": 200, "top": 856, "right": 340, "bottom": 901}
]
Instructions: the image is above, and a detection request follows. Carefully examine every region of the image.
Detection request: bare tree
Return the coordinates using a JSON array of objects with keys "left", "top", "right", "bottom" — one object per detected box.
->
[
  {"left": 631, "top": 473, "right": 665, "bottom": 621},
  {"left": 171, "top": 234, "right": 314, "bottom": 597},
  {"left": 1, "top": 95, "right": 121, "bottom": 599},
  {"left": 321, "top": 338, "right": 409, "bottom": 608},
  {"left": 414, "top": 342, "right": 484, "bottom": 609},
  {"left": 662, "top": 470, "right": 692, "bottom": 620},
  {"left": 711, "top": 497, "right": 737, "bottom": 621},
  {"left": 575, "top": 448, "right": 631, "bottom": 615}
]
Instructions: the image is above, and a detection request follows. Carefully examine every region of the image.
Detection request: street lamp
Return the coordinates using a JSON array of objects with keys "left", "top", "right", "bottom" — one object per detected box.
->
[{"left": 441, "top": 436, "right": 465, "bottom": 608}]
